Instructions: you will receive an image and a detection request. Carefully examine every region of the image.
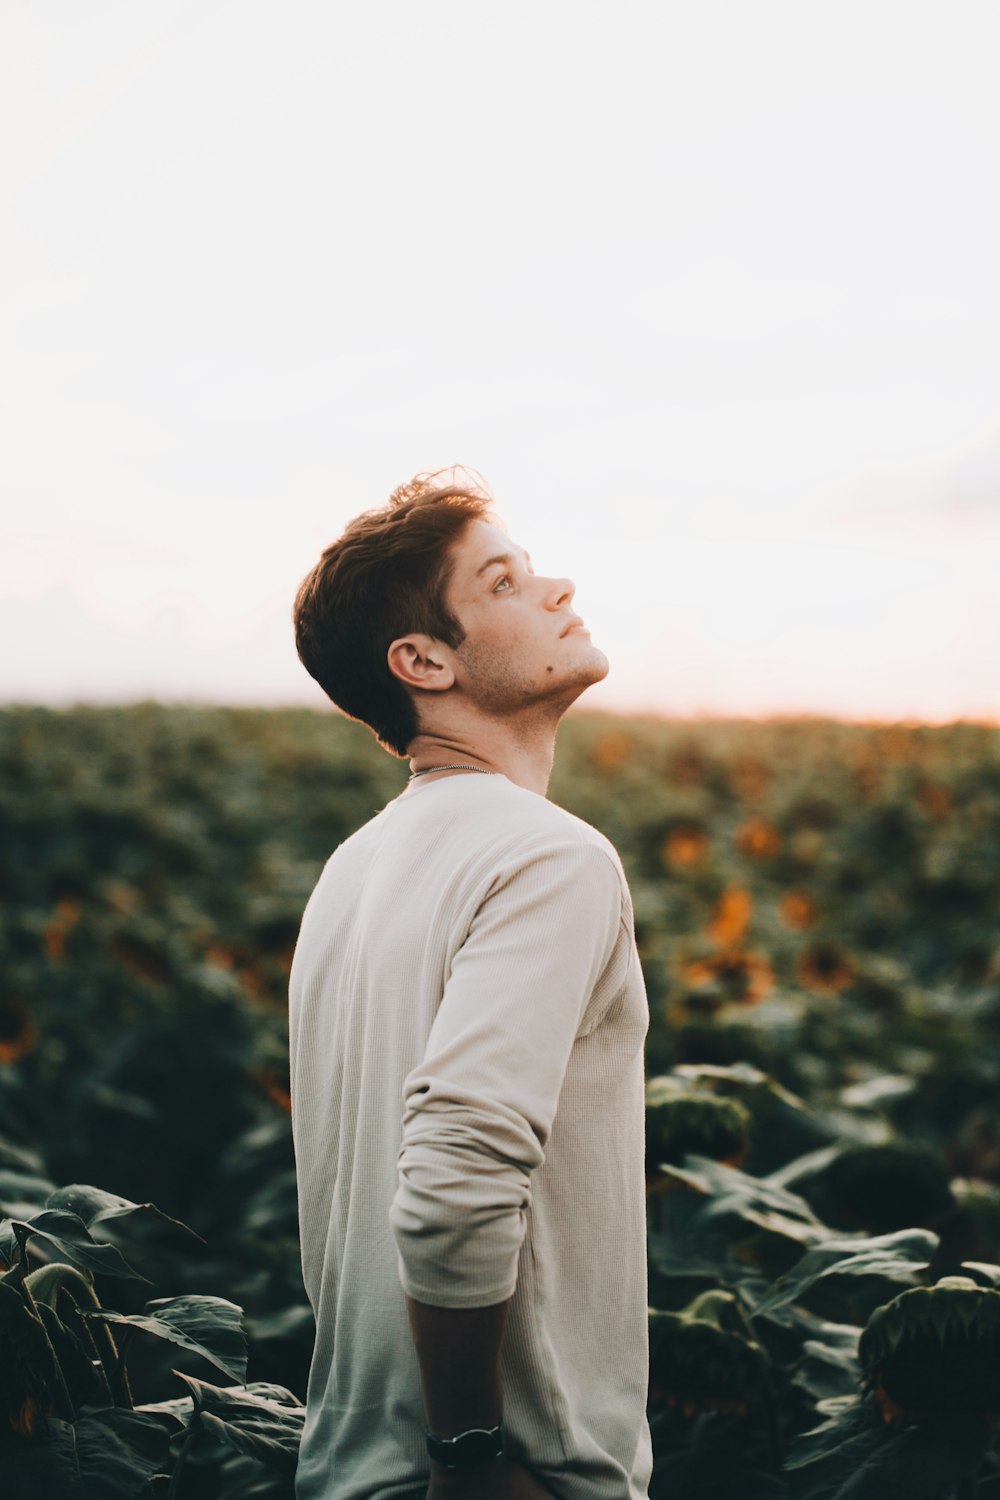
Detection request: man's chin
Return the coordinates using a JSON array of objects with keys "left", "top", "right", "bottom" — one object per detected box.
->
[
  {"left": 579, "top": 644, "right": 610, "bottom": 685},
  {"left": 558, "top": 647, "right": 610, "bottom": 707}
]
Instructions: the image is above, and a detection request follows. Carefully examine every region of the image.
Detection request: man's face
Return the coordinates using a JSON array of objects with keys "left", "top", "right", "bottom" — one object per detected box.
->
[{"left": 442, "top": 518, "right": 609, "bottom": 714}]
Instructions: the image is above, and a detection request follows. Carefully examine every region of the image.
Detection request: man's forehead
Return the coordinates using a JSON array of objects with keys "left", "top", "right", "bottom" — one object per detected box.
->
[{"left": 451, "top": 518, "right": 523, "bottom": 578}]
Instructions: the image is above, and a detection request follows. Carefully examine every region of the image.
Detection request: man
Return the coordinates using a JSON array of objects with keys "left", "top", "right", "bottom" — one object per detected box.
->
[{"left": 288, "top": 470, "right": 651, "bottom": 1500}]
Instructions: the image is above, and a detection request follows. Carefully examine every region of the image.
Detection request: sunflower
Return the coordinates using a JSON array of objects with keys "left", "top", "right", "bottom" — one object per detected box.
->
[
  {"left": 253, "top": 1066, "right": 292, "bottom": 1114},
  {"left": 860, "top": 1277, "right": 1000, "bottom": 1423},
  {"left": 729, "top": 756, "right": 771, "bottom": 803},
  {"left": 778, "top": 889, "right": 818, "bottom": 931},
  {"left": 707, "top": 887, "right": 752, "bottom": 948},
  {"left": 590, "top": 731, "right": 634, "bottom": 771},
  {"left": 41, "top": 897, "right": 82, "bottom": 963},
  {"left": 645, "top": 1090, "right": 752, "bottom": 1174},
  {"left": 735, "top": 816, "right": 782, "bottom": 859},
  {"left": 796, "top": 942, "right": 854, "bottom": 994},
  {"left": 661, "top": 823, "right": 710, "bottom": 871},
  {"left": 789, "top": 1142, "right": 954, "bottom": 1235},
  {"left": 648, "top": 1290, "right": 768, "bottom": 1418},
  {"left": 681, "top": 951, "right": 775, "bottom": 1007},
  {"left": 0, "top": 997, "right": 37, "bottom": 1066}
]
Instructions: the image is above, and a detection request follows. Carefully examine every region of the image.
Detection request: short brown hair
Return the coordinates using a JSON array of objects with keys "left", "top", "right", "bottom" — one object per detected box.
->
[{"left": 293, "top": 469, "right": 494, "bottom": 756}]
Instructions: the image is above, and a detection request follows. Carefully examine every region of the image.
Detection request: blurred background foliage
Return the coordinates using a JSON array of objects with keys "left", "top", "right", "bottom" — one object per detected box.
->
[{"left": 2, "top": 704, "right": 1000, "bottom": 1494}]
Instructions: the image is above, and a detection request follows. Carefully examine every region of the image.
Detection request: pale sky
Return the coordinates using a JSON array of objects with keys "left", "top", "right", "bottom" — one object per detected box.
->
[{"left": 3, "top": 1, "right": 999, "bottom": 721}]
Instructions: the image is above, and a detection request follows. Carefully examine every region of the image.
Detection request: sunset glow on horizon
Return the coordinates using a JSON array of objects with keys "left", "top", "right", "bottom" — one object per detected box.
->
[{"left": 3, "top": 2, "right": 999, "bottom": 724}]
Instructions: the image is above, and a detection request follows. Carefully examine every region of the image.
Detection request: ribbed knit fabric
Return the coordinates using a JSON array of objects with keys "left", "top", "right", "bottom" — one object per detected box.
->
[{"left": 288, "top": 773, "right": 652, "bottom": 1500}]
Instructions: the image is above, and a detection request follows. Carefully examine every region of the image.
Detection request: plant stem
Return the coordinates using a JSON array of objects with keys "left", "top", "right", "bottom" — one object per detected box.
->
[
  {"left": 20, "top": 1280, "right": 77, "bottom": 1424},
  {"left": 165, "top": 1420, "right": 200, "bottom": 1500},
  {"left": 58, "top": 1292, "right": 114, "bottom": 1407},
  {"left": 759, "top": 1374, "right": 782, "bottom": 1472},
  {"left": 8, "top": 1222, "right": 32, "bottom": 1287},
  {"left": 32, "top": 1267, "right": 129, "bottom": 1408},
  {"left": 111, "top": 1323, "right": 135, "bottom": 1408}
]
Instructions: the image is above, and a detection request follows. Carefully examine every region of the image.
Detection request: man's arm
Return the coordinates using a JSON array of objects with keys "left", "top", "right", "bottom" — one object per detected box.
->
[
  {"left": 392, "top": 842, "right": 629, "bottom": 1491},
  {"left": 405, "top": 1294, "right": 556, "bottom": 1500}
]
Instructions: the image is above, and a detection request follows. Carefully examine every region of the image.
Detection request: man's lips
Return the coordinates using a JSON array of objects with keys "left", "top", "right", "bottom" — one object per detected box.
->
[{"left": 560, "top": 617, "right": 589, "bottom": 637}]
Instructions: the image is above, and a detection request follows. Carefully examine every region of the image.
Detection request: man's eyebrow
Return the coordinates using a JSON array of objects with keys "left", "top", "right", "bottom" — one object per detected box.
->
[{"left": 475, "top": 550, "right": 531, "bottom": 578}]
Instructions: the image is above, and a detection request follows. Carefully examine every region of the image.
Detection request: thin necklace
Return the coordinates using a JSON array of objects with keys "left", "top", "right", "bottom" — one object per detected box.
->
[{"left": 408, "top": 763, "right": 499, "bottom": 780}]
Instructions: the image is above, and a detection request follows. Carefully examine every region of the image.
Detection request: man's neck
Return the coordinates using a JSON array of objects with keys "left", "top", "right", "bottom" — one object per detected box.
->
[{"left": 406, "top": 718, "right": 559, "bottom": 797}]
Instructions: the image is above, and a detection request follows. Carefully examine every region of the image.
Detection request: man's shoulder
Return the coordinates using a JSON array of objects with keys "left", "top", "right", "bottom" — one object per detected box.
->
[
  {"left": 419, "top": 774, "right": 612, "bottom": 843},
  {"left": 319, "top": 775, "right": 624, "bottom": 889},
  {"left": 463, "top": 777, "right": 626, "bottom": 883}
]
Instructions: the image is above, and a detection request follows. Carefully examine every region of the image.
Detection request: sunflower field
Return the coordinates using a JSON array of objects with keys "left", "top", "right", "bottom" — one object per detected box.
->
[{"left": 2, "top": 704, "right": 1000, "bottom": 1498}]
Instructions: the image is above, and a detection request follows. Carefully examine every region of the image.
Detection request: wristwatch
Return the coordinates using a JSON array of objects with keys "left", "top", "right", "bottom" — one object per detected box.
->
[{"left": 425, "top": 1420, "right": 505, "bottom": 1472}]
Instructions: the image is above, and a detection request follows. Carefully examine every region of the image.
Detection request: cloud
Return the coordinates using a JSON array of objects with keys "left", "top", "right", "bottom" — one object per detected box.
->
[{"left": 813, "top": 423, "right": 1000, "bottom": 539}]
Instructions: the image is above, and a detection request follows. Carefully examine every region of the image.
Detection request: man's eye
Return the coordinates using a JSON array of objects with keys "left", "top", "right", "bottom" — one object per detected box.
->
[{"left": 493, "top": 575, "right": 512, "bottom": 592}]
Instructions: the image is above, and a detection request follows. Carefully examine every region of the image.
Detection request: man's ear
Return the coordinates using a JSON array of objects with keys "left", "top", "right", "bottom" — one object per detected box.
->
[{"left": 386, "top": 635, "right": 456, "bottom": 693}]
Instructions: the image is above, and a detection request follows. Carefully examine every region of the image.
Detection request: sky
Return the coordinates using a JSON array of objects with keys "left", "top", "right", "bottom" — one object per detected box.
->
[{"left": 2, "top": 0, "right": 999, "bottom": 722}]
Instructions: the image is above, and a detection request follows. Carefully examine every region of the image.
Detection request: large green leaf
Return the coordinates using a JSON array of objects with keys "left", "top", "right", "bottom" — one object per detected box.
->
[
  {"left": 752, "top": 1295, "right": 859, "bottom": 1371},
  {"left": 960, "top": 1260, "right": 1000, "bottom": 1287},
  {"left": 84, "top": 1294, "right": 247, "bottom": 1384},
  {"left": 0, "top": 1275, "right": 60, "bottom": 1413},
  {"left": 784, "top": 1398, "right": 890, "bottom": 1500},
  {"left": 677, "top": 1157, "right": 826, "bottom": 1230},
  {"left": 0, "top": 1137, "right": 47, "bottom": 1177},
  {"left": 171, "top": 1371, "right": 305, "bottom": 1476},
  {"left": 137, "top": 1379, "right": 303, "bottom": 1435},
  {"left": 790, "top": 1338, "right": 861, "bottom": 1405},
  {"left": 3, "top": 1409, "right": 168, "bottom": 1500},
  {"left": 46, "top": 1184, "right": 204, "bottom": 1245},
  {"left": 656, "top": 1156, "right": 829, "bottom": 1278},
  {"left": 786, "top": 1400, "right": 990, "bottom": 1500},
  {"left": 0, "top": 1169, "right": 58, "bottom": 1213},
  {"left": 0, "top": 1210, "right": 144, "bottom": 1281},
  {"left": 751, "top": 1230, "right": 937, "bottom": 1318}
]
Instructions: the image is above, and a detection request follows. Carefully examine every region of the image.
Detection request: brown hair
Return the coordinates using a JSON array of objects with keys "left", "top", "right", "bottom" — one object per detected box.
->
[{"left": 293, "top": 468, "right": 495, "bottom": 757}]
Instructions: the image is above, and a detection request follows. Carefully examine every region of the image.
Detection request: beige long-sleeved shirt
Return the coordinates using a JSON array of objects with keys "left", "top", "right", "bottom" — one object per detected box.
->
[{"left": 288, "top": 772, "right": 652, "bottom": 1500}]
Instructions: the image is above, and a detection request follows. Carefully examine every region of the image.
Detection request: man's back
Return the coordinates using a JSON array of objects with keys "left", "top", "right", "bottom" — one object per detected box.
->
[{"left": 288, "top": 772, "right": 652, "bottom": 1500}]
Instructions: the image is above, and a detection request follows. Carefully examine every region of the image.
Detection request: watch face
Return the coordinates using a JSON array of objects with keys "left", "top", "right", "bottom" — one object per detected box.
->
[
  {"left": 428, "top": 1424, "right": 504, "bottom": 1471},
  {"left": 456, "top": 1429, "right": 502, "bottom": 1468}
]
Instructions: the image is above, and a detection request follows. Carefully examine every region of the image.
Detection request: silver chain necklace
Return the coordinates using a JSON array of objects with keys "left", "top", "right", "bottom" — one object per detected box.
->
[{"left": 408, "top": 763, "right": 499, "bottom": 780}]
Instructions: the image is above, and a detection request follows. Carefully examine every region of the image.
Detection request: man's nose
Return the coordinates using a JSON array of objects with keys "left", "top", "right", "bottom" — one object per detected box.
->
[{"left": 544, "top": 576, "right": 575, "bottom": 609}]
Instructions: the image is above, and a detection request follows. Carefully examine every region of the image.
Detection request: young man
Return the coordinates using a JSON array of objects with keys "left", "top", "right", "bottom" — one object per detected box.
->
[{"left": 288, "top": 471, "right": 651, "bottom": 1500}]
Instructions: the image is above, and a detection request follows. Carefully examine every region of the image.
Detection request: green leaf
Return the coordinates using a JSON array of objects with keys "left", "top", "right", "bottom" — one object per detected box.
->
[
  {"left": 0, "top": 1210, "right": 146, "bottom": 1281},
  {"left": 3, "top": 1410, "right": 168, "bottom": 1500},
  {"left": 838, "top": 1074, "right": 916, "bottom": 1110},
  {"left": 752, "top": 1229, "right": 937, "bottom": 1318},
  {"left": 0, "top": 1219, "right": 22, "bottom": 1270},
  {"left": 246, "top": 1302, "right": 315, "bottom": 1344},
  {"left": 45, "top": 1184, "right": 204, "bottom": 1245},
  {"left": 0, "top": 1136, "right": 47, "bottom": 1177},
  {"left": 171, "top": 1371, "right": 305, "bottom": 1476},
  {"left": 133, "top": 1394, "right": 193, "bottom": 1433},
  {"left": 0, "top": 1274, "right": 60, "bottom": 1412},
  {"left": 0, "top": 1417, "right": 87, "bottom": 1500},
  {"left": 788, "top": 1405, "right": 991, "bottom": 1500},
  {"left": 959, "top": 1260, "right": 1000, "bottom": 1287},
  {"left": 84, "top": 1294, "right": 247, "bottom": 1384},
  {"left": 791, "top": 1337, "right": 861, "bottom": 1405},
  {"left": 784, "top": 1398, "right": 886, "bottom": 1499},
  {"left": 685, "top": 1155, "right": 826, "bottom": 1228},
  {"left": 752, "top": 1295, "right": 858, "bottom": 1369},
  {"left": 0, "top": 1169, "right": 58, "bottom": 1211},
  {"left": 136, "top": 1379, "right": 303, "bottom": 1438}
]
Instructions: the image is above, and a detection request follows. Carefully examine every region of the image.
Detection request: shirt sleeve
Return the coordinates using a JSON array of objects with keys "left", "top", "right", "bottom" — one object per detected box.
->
[{"left": 389, "top": 839, "right": 629, "bottom": 1308}]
